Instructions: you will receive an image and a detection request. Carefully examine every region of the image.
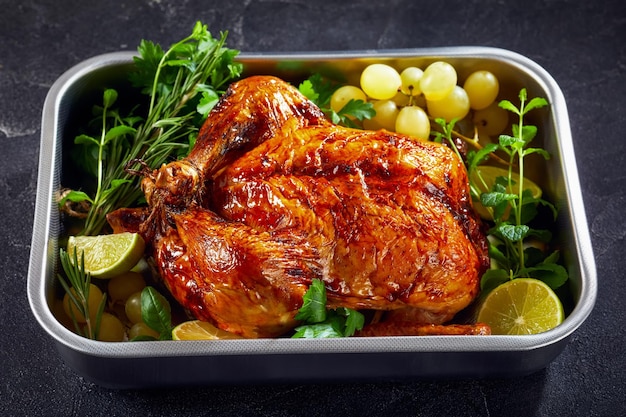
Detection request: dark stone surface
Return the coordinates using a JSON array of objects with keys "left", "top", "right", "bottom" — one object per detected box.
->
[{"left": 1, "top": 0, "right": 624, "bottom": 415}]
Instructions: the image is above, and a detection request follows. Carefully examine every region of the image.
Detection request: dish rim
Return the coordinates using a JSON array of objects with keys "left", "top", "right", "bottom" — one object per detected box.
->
[{"left": 28, "top": 46, "right": 597, "bottom": 359}]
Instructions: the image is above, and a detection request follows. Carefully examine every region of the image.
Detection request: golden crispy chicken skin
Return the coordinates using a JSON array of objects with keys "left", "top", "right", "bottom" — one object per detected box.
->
[{"left": 108, "top": 75, "right": 490, "bottom": 338}]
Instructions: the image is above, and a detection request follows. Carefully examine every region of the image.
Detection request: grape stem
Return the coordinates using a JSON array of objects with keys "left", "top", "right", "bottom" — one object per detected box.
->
[{"left": 429, "top": 117, "right": 510, "bottom": 166}]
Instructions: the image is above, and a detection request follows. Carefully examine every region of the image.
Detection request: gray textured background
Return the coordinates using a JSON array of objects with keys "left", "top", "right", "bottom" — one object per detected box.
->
[{"left": 1, "top": 0, "right": 624, "bottom": 416}]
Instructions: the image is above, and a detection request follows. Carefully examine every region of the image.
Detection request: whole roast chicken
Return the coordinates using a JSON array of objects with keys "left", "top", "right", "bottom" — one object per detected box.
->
[{"left": 108, "top": 75, "right": 490, "bottom": 338}]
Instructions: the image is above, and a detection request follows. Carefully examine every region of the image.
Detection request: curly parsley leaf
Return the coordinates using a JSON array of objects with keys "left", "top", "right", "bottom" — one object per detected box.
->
[
  {"left": 299, "top": 73, "right": 335, "bottom": 107},
  {"left": 297, "top": 79, "right": 319, "bottom": 103},
  {"left": 298, "top": 74, "right": 375, "bottom": 128},
  {"left": 331, "top": 99, "right": 375, "bottom": 128}
]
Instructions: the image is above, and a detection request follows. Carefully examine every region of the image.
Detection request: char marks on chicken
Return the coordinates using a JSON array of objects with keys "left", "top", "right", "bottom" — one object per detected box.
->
[{"left": 107, "top": 75, "right": 491, "bottom": 338}]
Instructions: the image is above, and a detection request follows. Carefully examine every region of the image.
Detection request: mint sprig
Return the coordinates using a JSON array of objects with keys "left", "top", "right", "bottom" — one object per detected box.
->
[{"left": 469, "top": 89, "right": 568, "bottom": 293}]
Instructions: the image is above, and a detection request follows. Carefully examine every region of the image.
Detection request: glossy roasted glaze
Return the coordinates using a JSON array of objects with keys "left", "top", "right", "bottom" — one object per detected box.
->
[{"left": 108, "top": 75, "right": 490, "bottom": 338}]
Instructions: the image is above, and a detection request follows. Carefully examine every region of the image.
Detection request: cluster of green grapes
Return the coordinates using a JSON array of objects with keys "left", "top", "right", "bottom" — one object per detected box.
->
[
  {"left": 59, "top": 265, "right": 160, "bottom": 342},
  {"left": 331, "top": 62, "right": 509, "bottom": 141}
]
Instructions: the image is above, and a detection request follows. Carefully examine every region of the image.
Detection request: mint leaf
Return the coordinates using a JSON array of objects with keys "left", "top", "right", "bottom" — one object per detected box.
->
[
  {"left": 519, "top": 124, "right": 538, "bottom": 144},
  {"left": 520, "top": 262, "right": 568, "bottom": 289},
  {"left": 523, "top": 147, "right": 551, "bottom": 160},
  {"left": 498, "top": 99, "right": 520, "bottom": 115},
  {"left": 467, "top": 143, "right": 499, "bottom": 174},
  {"left": 523, "top": 97, "right": 548, "bottom": 114},
  {"left": 480, "top": 269, "right": 510, "bottom": 294},
  {"left": 480, "top": 190, "right": 517, "bottom": 208},
  {"left": 497, "top": 224, "right": 530, "bottom": 242},
  {"left": 502, "top": 131, "right": 526, "bottom": 152},
  {"left": 488, "top": 241, "right": 509, "bottom": 268}
]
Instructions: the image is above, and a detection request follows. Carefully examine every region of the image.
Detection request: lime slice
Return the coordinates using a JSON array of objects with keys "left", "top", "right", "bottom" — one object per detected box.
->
[
  {"left": 172, "top": 320, "right": 243, "bottom": 340},
  {"left": 470, "top": 165, "right": 542, "bottom": 220},
  {"left": 476, "top": 278, "right": 564, "bottom": 335},
  {"left": 67, "top": 232, "right": 145, "bottom": 279}
]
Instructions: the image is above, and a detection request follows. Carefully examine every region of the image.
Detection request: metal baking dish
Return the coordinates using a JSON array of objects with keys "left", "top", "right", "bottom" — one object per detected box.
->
[{"left": 28, "top": 47, "right": 597, "bottom": 388}]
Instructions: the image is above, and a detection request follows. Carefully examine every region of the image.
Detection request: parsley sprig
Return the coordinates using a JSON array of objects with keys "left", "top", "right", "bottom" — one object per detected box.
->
[
  {"left": 292, "top": 279, "right": 365, "bottom": 338},
  {"left": 299, "top": 74, "right": 375, "bottom": 128},
  {"left": 59, "top": 22, "right": 242, "bottom": 236}
]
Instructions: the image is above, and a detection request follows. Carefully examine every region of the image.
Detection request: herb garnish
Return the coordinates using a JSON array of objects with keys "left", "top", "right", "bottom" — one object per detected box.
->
[
  {"left": 467, "top": 89, "right": 568, "bottom": 293},
  {"left": 59, "top": 22, "right": 242, "bottom": 236},
  {"left": 292, "top": 279, "right": 365, "bottom": 338},
  {"left": 130, "top": 286, "right": 173, "bottom": 341},
  {"left": 57, "top": 248, "right": 106, "bottom": 339},
  {"left": 299, "top": 73, "right": 375, "bottom": 128}
]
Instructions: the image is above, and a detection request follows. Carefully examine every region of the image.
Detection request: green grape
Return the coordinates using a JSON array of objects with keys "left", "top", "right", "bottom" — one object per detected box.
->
[
  {"left": 399, "top": 67, "right": 424, "bottom": 96},
  {"left": 419, "top": 61, "right": 457, "bottom": 101},
  {"left": 395, "top": 106, "right": 430, "bottom": 139},
  {"left": 62, "top": 283, "right": 104, "bottom": 324},
  {"left": 426, "top": 85, "right": 471, "bottom": 122},
  {"left": 129, "top": 322, "right": 160, "bottom": 339},
  {"left": 124, "top": 291, "right": 144, "bottom": 324},
  {"left": 107, "top": 271, "right": 146, "bottom": 302},
  {"left": 363, "top": 100, "right": 399, "bottom": 131},
  {"left": 330, "top": 85, "right": 368, "bottom": 114},
  {"left": 96, "top": 312, "right": 125, "bottom": 342},
  {"left": 463, "top": 70, "right": 499, "bottom": 110},
  {"left": 473, "top": 101, "right": 509, "bottom": 136},
  {"left": 360, "top": 64, "right": 402, "bottom": 100}
]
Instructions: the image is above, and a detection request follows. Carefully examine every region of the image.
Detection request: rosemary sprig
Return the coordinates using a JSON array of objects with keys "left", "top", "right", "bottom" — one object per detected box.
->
[
  {"left": 56, "top": 248, "right": 106, "bottom": 339},
  {"left": 59, "top": 22, "right": 243, "bottom": 236}
]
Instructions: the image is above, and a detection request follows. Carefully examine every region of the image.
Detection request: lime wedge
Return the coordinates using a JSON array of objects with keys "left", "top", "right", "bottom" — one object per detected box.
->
[
  {"left": 67, "top": 232, "right": 145, "bottom": 279},
  {"left": 476, "top": 278, "right": 564, "bottom": 335},
  {"left": 172, "top": 320, "right": 243, "bottom": 341}
]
